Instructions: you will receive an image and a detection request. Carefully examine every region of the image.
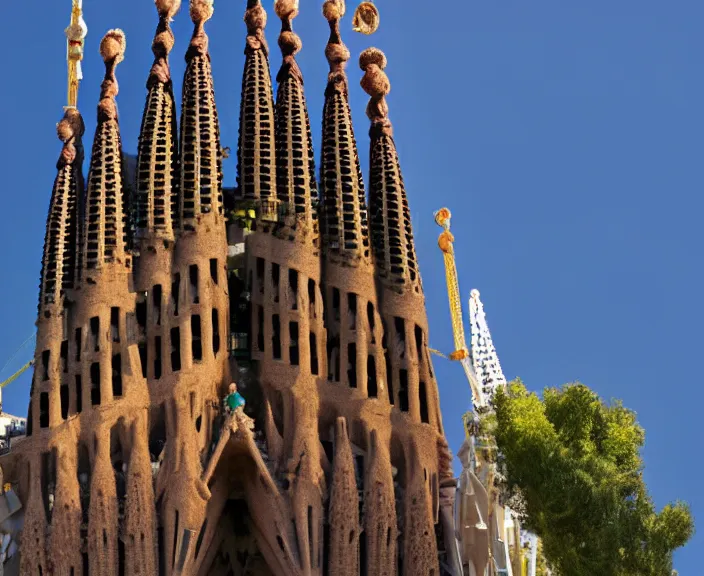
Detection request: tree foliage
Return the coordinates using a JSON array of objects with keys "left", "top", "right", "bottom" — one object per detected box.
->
[{"left": 487, "top": 380, "right": 693, "bottom": 576}]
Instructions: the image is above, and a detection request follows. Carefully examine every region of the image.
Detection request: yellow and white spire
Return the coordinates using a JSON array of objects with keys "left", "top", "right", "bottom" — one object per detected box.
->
[{"left": 65, "top": 0, "right": 88, "bottom": 110}]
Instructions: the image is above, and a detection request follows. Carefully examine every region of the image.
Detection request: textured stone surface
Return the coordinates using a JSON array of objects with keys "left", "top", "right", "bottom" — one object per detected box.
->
[{"left": 8, "top": 2, "right": 454, "bottom": 575}]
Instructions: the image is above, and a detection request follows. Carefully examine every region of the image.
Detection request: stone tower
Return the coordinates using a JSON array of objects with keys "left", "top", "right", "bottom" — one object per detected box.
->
[{"left": 4, "top": 1, "right": 458, "bottom": 574}]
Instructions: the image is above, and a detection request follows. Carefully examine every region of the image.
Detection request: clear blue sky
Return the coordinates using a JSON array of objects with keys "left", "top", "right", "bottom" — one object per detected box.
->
[{"left": 1, "top": 0, "right": 701, "bottom": 570}]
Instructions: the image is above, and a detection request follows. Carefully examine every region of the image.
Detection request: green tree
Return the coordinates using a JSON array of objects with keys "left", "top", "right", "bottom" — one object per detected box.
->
[{"left": 487, "top": 380, "right": 693, "bottom": 576}]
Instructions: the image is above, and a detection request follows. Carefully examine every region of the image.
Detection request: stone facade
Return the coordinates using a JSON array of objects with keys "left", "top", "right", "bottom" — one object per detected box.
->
[{"left": 3, "top": 1, "right": 455, "bottom": 574}]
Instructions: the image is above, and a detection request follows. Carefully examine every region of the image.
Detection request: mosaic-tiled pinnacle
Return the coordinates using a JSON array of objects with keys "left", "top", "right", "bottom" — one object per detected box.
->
[
  {"left": 274, "top": 0, "right": 319, "bottom": 235},
  {"left": 320, "top": 0, "right": 370, "bottom": 260},
  {"left": 237, "top": 0, "right": 277, "bottom": 202},
  {"left": 39, "top": 108, "right": 85, "bottom": 310},
  {"left": 360, "top": 48, "right": 420, "bottom": 289},
  {"left": 179, "top": 0, "right": 223, "bottom": 230},
  {"left": 83, "top": 30, "right": 129, "bottom": 270},
  {"left": 135, "top": 0, "right": 181, "bottom": 239}
]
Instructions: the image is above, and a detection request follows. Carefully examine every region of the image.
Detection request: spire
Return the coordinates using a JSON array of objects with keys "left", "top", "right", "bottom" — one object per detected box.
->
[
  {"left": 320, "top": 0, "right": 370, "bottom": 261},
  {"left": 135, "top": 0, "right": 181, "bottom": 239},
  {"left": 236, "top": 0, "right": 277, "bottom": 202},
  {"left": 178, "top": 0, "right": 223, "bottom": 231},
  {"left": 39, "top": 109, "right": 85, "bottom": 310},
  {"left": 273, "top": 0, "right": 319, "bottom": 235},
  {"left": 360, "top": 48, "right": 420, "bottom": 289},
  {"left": 83, "top": 30, "right": 129, "bottom": 271}
]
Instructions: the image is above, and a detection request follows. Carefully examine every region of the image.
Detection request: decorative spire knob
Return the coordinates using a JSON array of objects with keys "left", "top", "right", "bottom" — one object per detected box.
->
[
  {"left": 187, "top": 0, "right": 213, "bottom": 58},
  {"left": 156, "top": 0, "right": 181, "bottom": 19},
  {"left": 323, "top": 0, "right": 350, "bottom": 80},
  {"left": 359, "top": 47, "right": 390, "bottom": 132},
  {"left": 276, "top": 0, "right": 301, "bottom": 59},
  {"left": 56, "top": 108, "right": 85, "bottom": 166},
  {"left": 98, "top": 29, "right": 126, "bottom": 121},
  {"left": 190, "top": 0, "right": 213, "bottom": 23},
  {"left": 151, "top": 0, "right": 181, "bottom": 84},
  {"left": 245, "top": 0, "right": 268, "bottom": 54}
]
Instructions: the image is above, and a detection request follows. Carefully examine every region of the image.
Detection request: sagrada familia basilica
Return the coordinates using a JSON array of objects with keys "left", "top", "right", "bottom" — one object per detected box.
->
[{"left": 0, "top": 0, "right": 491, "bottom": 574}]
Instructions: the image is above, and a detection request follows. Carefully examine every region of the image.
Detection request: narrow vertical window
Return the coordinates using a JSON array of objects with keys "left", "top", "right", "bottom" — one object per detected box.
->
[
  {"left": 26, "top": 402, "right": 32, "bottom": 436},
  {"left": 347, "top": 343, "right": 357, "bottom": 388},
  {"left": 60, "top": 384, "right": 69, "bottom": 419},
  {"left": 398, "top": 369, "right": 409, "bottom": 412},
  {"left": 310, "top": 333, "right": 318, "bottom": 375},
  {"left": 272, "top": 263, "right": 280, "bottom": 303},
  {"left": 348, "top": 294, "right": 357, "bottom": 330},
  {"left": 367, "top": 356, "right": 377, "bottom": 398},
  {"left": 172, "top": 274, "right": 180, "bottom": 316},
  {"left": 367, "top": 302, "right": 375, "bottom": 343},
  {"left": 189, "top": 265, "right": 199, "bottom": 304},
  {"left": 385, "top": 351, "right": 394, "bottom": 405},
  {"left": 170, "top": 327, "right": 181, "bottom": 372},
  {"left": 136, "top": 296, "right": 147, "bottom": 336},
  {"left": 394, "top": 317, "right": 406, "bottom": 358},
  {"left": 272, "top": 315, "right": 281, "bottom": 360},
  {"left": 39, "top": 392, "right": 49, "bottom": 428},
  {"left": 90, "top": 316, "right": 100, "bottom": 351},
  {"left": 289, "top": 269, "right": 298, "bottom": 310},
  {"left": 212, "top": 309, "right": 220, "bottom": 355},
  {"left": 90, "top": 362, "right": 101, "bottom": 405},
  {"left": 414, "top": 325, "right": 424, "bottom": 360},
  {"left": 112, "top": 354, "right": 123, "bottom": 396},
  {"left": 191, "top": 316, "right": 202, "bottom": 361},
  {"left": 210, "top": 258, "right": 218, "bottom": 284},
  {"left": 289, "top": 322, "right": 299, "bottom": 366},
  {"left": 75, "top": 327, "right": 82, "bottom": 361},
  {"left": 75, "top": 375, "right": 82, "bottom": 414},
  {"left": 152, "top": 286, "right": 162, "bottom": 326},
  {"left": 419, "top": 381, "right": 429, "bottom": 423},
  {"left": 138, "top": 342, "right": 147, "bottom": 378},
  {"left": 60, "top": 340, "right": 68, "bottom": 373},
  {"left": 111, "top": 307, "right": 121, "bottom": 341},
  {"left": 154, "top": 337, "right": 162, "bottom": 379},
  {"left": 308, "top": 279, "right": 316, "bottom": 318},
  {"left": 41, "top": 350, "right": 50, "bottom": 381}
]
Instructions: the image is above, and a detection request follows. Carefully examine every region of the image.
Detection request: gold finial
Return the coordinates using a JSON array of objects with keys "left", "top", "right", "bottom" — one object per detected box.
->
[
  {"left": 352, "top": 1, "right": 379, "bottom": 35},
  {"left": 65, "top": 0, "right": 88, "bottom": 110}
]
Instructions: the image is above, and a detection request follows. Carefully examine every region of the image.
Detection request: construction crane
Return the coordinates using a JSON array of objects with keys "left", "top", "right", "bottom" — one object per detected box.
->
[
  {"left": 65, "top": 0, "right": 88, "bottom": 110},
  {"left": 433, "top": 207, "right": 538, "bottom": 576},
  {"left": 0, "top": 334, "right": 36, "bottom": 389},
  {"left": 434, "top": 208, "right": 484, "bottom": 408}
]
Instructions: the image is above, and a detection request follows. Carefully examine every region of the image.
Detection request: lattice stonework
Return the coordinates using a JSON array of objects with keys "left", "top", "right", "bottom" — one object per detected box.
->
[
  {"left": 274, "top": 1, "right": 319, "bottom": 233},
  {"left": 39, "top": 112, "right": 84, "bottom": 308},
  {"left": 179, "top": 15, "right": 223, "bottom": 230},
  {"left": 237, "top": 0, "right": 276, "bottom": 202},
  {"left": 84, "top": 33, "right": 128, "bottom": 270},
  {"left": 135, "top": 7, "right": 179, "bottom": 239},
  {"left": 320, "top": 9, "right": 370, "bottom": 260},
  {"left": 362, "top": 48, "right": 420, "bottom": 291}
]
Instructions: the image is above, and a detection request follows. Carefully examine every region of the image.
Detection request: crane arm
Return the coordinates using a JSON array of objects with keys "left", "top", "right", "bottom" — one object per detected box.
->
[{"left": 434, "top": 208, "right": 484, "bottom": 407}]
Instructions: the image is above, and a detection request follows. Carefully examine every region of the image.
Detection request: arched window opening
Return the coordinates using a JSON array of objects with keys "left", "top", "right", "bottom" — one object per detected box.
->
[{"left": 367, "top": 356, "right": 377, "bottom": 398}]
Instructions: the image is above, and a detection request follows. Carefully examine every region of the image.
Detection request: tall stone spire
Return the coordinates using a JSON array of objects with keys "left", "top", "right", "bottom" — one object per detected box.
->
[
  {"left": 360, "top": 48, "right": 420, "bottom": 292},
  {"left": 273, "top": 0, "right": 318, "bottom": 239},
  {"left": 237, "top": 0, "right": 277, "bottom": 202},
  {"left": 38, "top": 108, "right": 84, "bottom": 311},
  {"left": 320, "top": 0, "right": 370, "bottom": 262},
  {"left": 135, "top": 0, "right": 181, "bottom": 239},
  {"left": 179, "top": 0, "right": 223, "bottom": 231},
  {"left": 83, "top": 29, "right": 129, "bottom": 271}
]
